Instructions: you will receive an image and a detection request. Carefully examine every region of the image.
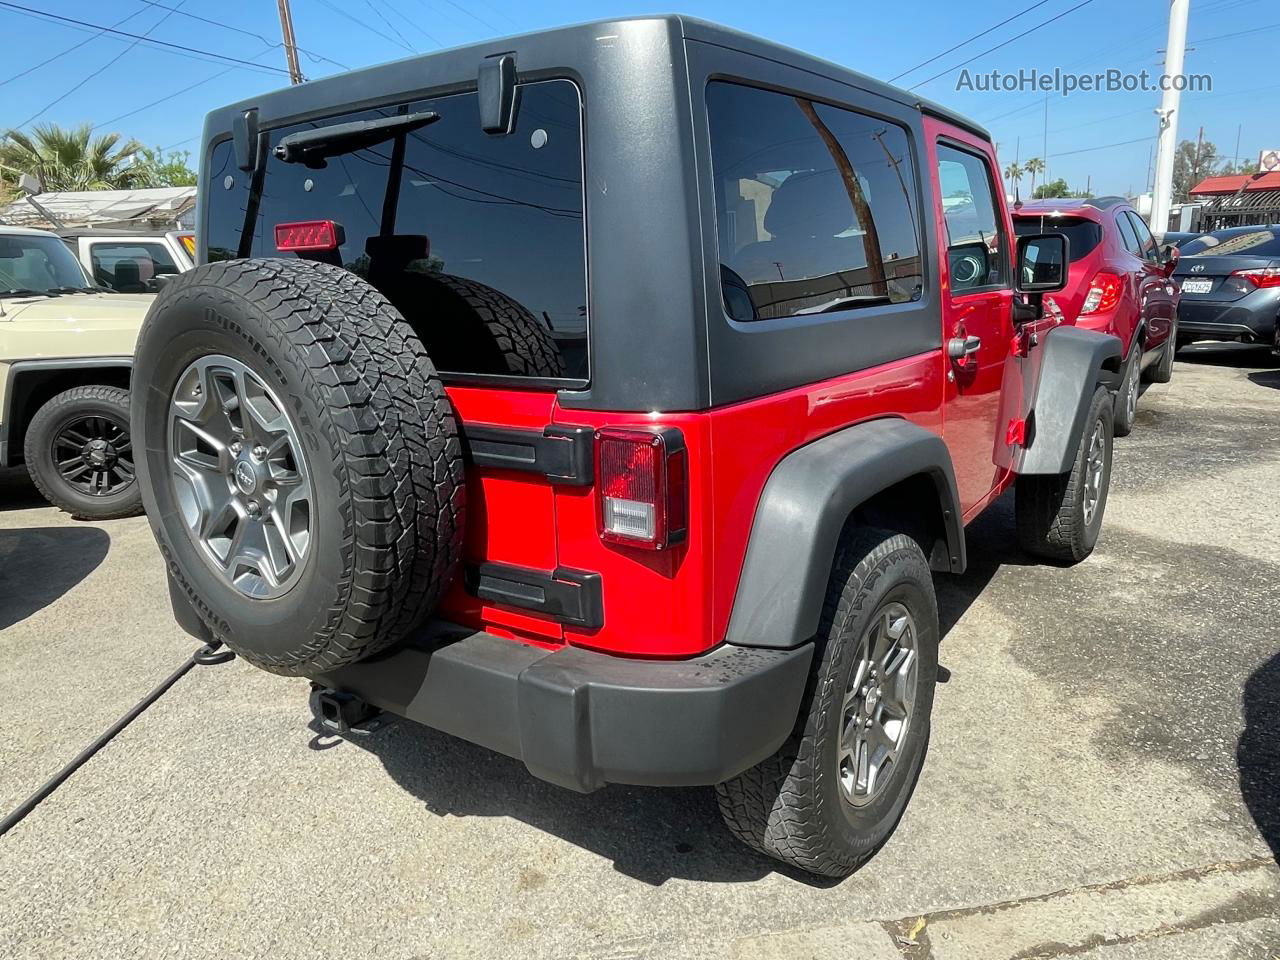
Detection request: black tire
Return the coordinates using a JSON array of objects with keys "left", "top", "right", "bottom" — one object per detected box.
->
[
  {"left": 132, "top": 258, "right": 465, "bottom": 676},
  {"left": 383, "top": 272, "right": 564, "bottom": 379},
  {"left": 715, "top": 527, "right": 939, "bottom": 878},
  {"left": 1016, "top": 384, "right": 1113, "bottom": 565},
  {"left": 1112, "top": 346, "right": 1139, "bottom": 437},
  {"left": 1144, "top": 324, "right": 1176, "bottom": 384},
  {"left": 24, "top": 385, "right": 143, "bottom": 521}
]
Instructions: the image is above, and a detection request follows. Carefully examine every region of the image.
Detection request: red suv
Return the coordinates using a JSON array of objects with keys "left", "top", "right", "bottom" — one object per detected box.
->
[
  {"left": 133, "top": 16, "right": 1121, "bottom": 877},
  {"left": 1013, "top": 198, "right": 1180, "bottom": 436}
]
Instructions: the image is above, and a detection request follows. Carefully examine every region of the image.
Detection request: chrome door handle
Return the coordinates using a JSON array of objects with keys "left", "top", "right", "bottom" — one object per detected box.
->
[{"left": 948, "top": 335, "right": 981, "bottom": 361}]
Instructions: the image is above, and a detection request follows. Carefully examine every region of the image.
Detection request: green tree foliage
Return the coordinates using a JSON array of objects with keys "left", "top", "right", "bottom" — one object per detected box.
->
[
  {"left": 1033, "top": 178, "right": 1071, "bottom": 199},
  {"left": 128, "top": 146, "right": 198, "bottom": 187},
  {"left": 0, "top": 123, "right": 144, "bottom": 191},
  {"left": 1172, "top": 138, "right": 1220, "bottom": 203}
]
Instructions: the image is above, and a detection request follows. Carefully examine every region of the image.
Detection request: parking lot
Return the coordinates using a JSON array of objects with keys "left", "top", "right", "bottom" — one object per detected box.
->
[{"left": 0, "top": 343, "right": 1277, "bottom": 960}]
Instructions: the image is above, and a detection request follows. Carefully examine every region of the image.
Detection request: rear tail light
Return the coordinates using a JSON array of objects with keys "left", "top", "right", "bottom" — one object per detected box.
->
[
  {"left": 1230, "top": 267, "right": 1280, "bottom": 289},
  {"left": 178, "top": 233, "right": 196, "bottom": 257},
  {"left": 1080, "top": 272, "right": 1123, "bottom": 314},
  {"left": 596, "top": 427, "right": 687, "bottom": 550},
  {"left": 275, "top": 220, "right": 344, "bottom": 252}
]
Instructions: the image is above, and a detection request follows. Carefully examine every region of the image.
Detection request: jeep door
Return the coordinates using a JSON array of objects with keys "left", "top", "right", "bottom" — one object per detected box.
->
[{"left": 926, "top": 120, "right": 1015, "bottom": 517}]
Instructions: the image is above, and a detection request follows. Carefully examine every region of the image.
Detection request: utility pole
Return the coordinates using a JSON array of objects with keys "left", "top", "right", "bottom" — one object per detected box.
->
[
  {"left": 276, "top": 0, "right": 304, "bottom": 85},
  {"left": 1194, "top": 125, "right": 1204, "bottom": 184},
  {"left": 1233, "top": 124, "right": 1242, "bottom": 170},
  {"left": 1150, "top": 0, "right": 1190, "bottom": 238}
]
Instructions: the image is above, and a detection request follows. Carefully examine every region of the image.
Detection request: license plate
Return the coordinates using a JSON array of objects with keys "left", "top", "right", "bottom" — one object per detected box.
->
[{"left": 1181, "top": 278, "right": 1213, "bottom": 294}]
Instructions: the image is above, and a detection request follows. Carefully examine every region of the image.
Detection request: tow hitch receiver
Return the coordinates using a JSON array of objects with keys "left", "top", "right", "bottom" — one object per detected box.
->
[{"left": 308, "top": 685, "right": 386, "bottom": 737}]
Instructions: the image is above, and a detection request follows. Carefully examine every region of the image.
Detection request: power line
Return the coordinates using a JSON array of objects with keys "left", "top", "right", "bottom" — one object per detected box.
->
[
  {"left": 16, "top": 0, "right": 190, "bottom": 129},
  {"left": 889, "top": 0, "right": 1055, "bottom": 83},
  {"left": 134, "top": 0, "right": 348, "bottom": 70},
  {"left": 434, "top": 0, "right": 504, "bottom": 34},
  {"left": 0, "top": 3, "right": 292, "bottom": 76},
  {"left": 0, "top": 7, "right": 151, "bottom": 88},
  {"left": 359, "top": 0, "right": 417, "bottom": 52},
  {"left": 1050, "top": 135, "right": 1155, "bottom": 159},
  {"left": 310, "top": 0, "right": 415, "bottom": 54},
  {"left": 908, "top": 0, "right": 1099, "bottom": 90},
  {"left": 381, "top": 0, "right": 445, "bottom": 48}
]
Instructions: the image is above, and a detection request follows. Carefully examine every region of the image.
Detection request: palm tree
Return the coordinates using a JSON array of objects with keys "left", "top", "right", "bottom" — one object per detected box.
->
[
  {"left": 0, "top": 123, "right": 144, "bottom": 192},
  {"left": 1004, "top": 162, "right": 1024, "bottom": 198},
  {"left": 1024, "top": 157, "right": 1046, "bottom": 197}
]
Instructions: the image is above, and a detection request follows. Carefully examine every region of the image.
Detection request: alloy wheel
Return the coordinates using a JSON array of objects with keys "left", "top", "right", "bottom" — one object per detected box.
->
[
  {"left": 51, "top": 413, "right": 134, "bottom": 497},
  {"left": 838, "top": 602, "right": 918, "bottom": 807},
  {"left": 1082, "top": 417, "right": 1106, "bottom": 526},
  {"left": 167, "top": 355, "right": 314, "bottom": 599}
]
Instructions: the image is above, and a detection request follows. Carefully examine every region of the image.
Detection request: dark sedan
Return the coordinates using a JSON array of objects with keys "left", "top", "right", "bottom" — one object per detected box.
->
[{"left": 1173, "top": 226, "right": 1280, "bottom": 350}]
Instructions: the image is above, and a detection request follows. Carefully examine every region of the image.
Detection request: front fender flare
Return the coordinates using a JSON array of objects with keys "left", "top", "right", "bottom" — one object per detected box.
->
[
  {"left": 724, "top": 418, "right": 964, "bottom": 651},
  {"left": 1016, "top": 326, "right": 1122, "bottom": 476}
]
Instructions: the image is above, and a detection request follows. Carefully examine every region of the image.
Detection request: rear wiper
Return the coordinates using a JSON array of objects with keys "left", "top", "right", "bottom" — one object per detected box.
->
[{"left": 273, "top": 111, "right": 440, "bottom": 168}]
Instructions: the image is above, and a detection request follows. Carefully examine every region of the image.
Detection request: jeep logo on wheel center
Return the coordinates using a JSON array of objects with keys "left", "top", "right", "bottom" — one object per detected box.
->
[{"left": 234, "top": 460, "right": 257, "bottom": 495}]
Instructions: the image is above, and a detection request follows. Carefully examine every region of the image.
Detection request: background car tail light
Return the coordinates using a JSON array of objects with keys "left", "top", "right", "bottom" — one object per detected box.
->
[
  {"left": 275, "top": 220, "right": 344, "bottom": 252},
  {"left": 596, "top": 427, "right": 687, "bottom": 550},
  {"left": 178, "top": 233, "right": 196, "bottom": 257},
  {"left": 1080, "top": 272, "right": 1123, "bottom": 314},
  {"left": 1230, "top": 267, "right": 1280, "bottom": 289}
]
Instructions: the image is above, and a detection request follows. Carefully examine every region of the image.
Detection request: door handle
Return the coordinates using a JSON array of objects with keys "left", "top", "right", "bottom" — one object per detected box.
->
[{"left": 948, "top": 335, "right": 981, "bottom": 361}]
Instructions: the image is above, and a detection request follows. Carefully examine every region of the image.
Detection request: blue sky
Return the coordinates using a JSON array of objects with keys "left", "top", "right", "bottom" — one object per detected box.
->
[{"left": 1, "top": 0, "right": 1275, "bottom": 196}]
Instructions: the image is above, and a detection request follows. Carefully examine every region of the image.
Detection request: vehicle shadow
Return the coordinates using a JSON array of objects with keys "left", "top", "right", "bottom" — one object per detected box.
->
[
  {"left": 0, "top": 466, "right": 49, "bottom": 512},
  {"left": 1238, "top": 649, "right": 1280, "bottom": 863},
  {"left": 1177, "top": 342, "right": 1278, "bottom": 371},
  {"left": 1247, "top": 370, "right": 1280, "bottom": 390},
  {"left": 0, "top": 525, "right": 111, "bottom": 631},
  {"left": 323, "top": 494, "right": 1033, "bottom": 887}
]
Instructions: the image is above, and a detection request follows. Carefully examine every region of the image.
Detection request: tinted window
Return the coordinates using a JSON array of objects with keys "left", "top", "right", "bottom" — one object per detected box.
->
[
  {"left": 1014, "top": 216, "right": 1103, "bottom": 263},
  {"left": 207, "top": 79, "right": 586, "bottom": 381},
  {"left": 1182, "top": 228, "right": 1280, "bottom": 258},
  {"left": 90, "top": 241, "right": 178, "bottom": 292},
  {"left": 1115, "top": 212, "right": 1142, "bottom": 255},
  {"left": 0, "top": 233, "right": 89, "bottom": 294},
  {"left": 936, "top": 145, "right": 1007, "bottom": 292},
  {"left": 706, "top": 82, "right": 923, "bottom": 322},
  {"left": 1126, "top": 212, "right": 1159, "bottom": 260}
]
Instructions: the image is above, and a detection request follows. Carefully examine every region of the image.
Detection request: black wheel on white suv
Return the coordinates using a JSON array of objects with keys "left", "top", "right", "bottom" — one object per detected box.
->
[{"left": 24, "top": 385, "right": 142, "bottom": 520}]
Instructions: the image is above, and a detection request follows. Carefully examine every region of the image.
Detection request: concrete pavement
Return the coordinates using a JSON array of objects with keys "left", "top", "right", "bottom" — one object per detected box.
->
[{"left": 0, "top": 343, "right": 1277, "bottom": 959}]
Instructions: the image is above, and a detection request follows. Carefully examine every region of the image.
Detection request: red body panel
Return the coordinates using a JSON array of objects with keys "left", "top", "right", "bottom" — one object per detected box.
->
[
  {"left": 1013, "top": 201, "right": 1177, "bottom": 359},
  {"left": 923, "top": 117, "right": 1021, "bottom": 520}
]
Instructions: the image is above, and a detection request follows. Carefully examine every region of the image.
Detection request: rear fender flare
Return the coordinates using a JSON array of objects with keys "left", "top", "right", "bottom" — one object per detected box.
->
[
  {"left": 1016, "top": 325, "right": 1122, "bottom": 476},
  {"left": 724, "top": 418, "right": 964, "bottom": 651}
]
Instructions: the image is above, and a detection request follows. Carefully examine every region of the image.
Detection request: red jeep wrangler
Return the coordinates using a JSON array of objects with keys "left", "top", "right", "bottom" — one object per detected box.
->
[{"left": 133, "top": 16, "right": 1122, "bottom": 877}]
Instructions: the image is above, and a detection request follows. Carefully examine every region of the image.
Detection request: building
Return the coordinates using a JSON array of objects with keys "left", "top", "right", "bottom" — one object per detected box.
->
[
  {"left": 1187, "top": 172, "right": 1280, "bottom": 231},
  {"left": 0, "top": 186, "right": 196, "bottom": 231}
]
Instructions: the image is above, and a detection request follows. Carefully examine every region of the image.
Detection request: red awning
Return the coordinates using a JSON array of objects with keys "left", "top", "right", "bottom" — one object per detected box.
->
[{"left": 1190, "top": 172, "right": 1280, "bottom": 196}]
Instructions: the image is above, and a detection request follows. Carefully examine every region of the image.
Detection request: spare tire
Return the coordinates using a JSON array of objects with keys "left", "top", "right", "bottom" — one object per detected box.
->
[
  {"left": 132, "top": 258, "right": 465, "bottom": 676},
  {"left": 380, "top": 272, "right": 565, "bottom": 379}
]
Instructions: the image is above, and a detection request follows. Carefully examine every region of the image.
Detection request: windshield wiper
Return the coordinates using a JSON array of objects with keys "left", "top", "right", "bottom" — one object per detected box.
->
[
  {"left": 0, "top": 288, "right": 60, "bottom": 298},
  {"left": 48, "top": 286, "right": 106, "bottom": 294},
  {"left": 274, "top": 111, "right": 440, "bottom": 168}
]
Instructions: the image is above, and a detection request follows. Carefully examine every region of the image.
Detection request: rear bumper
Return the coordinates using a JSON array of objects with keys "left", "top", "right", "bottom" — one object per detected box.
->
[
  {"left": 1177, "top": 300, "right": 1277, "bottom": 341},
  {"left": 313, "top": 623, "right": 813, "bottom": 793}
]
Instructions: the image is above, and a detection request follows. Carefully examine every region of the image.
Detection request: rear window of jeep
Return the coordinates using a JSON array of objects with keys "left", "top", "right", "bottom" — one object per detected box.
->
[
  {"left": 707, "top": 81, "right": 924, "bottom": 322},
  {"left": 205, "top": 79, "right": 588, "bottom": 382}
]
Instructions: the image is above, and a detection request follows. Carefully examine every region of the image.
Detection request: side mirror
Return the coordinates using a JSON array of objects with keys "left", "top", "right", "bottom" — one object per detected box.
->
[
  {"left": 1015, "top": 233, "right": 1069, "bottom": 293},
  {"left": 1159, "top": 243, "right": 1180, "bottom": 277}
]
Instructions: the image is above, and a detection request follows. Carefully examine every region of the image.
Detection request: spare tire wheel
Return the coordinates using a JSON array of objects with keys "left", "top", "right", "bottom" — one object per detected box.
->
[
  {"left": 392, "top": 272, "right": 565, "bottom": 379},
  {"left": 132, "top": 258, "right": 465, "bottom": 676}
]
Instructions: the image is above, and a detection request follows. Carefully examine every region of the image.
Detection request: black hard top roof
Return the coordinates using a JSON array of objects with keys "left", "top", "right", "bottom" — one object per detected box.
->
[{"left": 208, "top": 14, "right": 990, "bottom": 142}]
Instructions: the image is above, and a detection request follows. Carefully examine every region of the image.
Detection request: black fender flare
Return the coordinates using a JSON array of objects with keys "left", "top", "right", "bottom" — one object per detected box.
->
[
  {"left": 724, "top": 417, "right": 964, "bottom": 651},
  {"left": 1015, "top": 325, "right": 1122, "bottom": 476}
]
